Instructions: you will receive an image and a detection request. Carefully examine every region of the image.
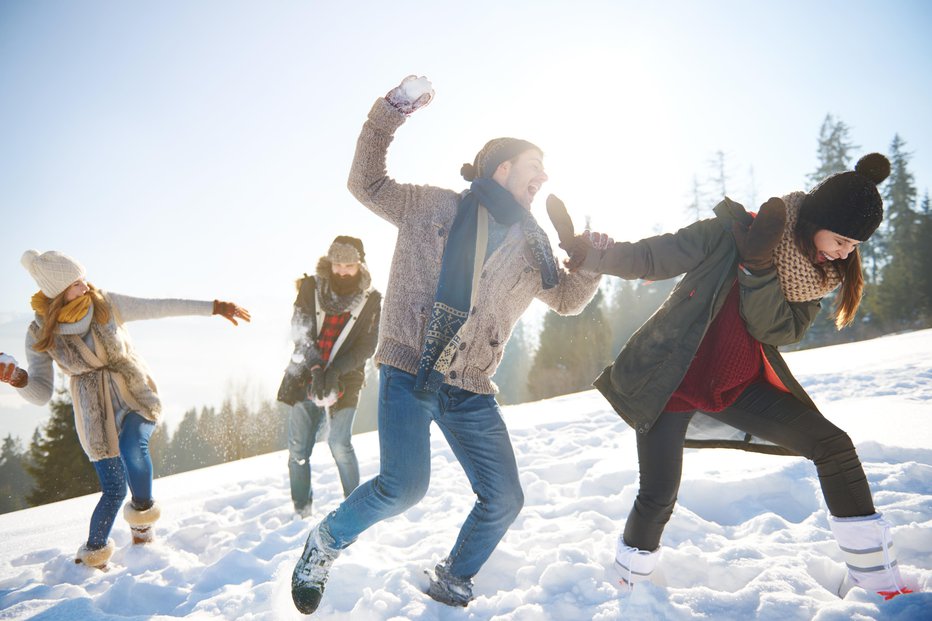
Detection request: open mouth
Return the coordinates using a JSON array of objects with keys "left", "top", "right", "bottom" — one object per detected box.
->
[
  {"left": 818, "top": 251, "right": 836, "bottom": 262},
  {"left": 527, "top": 183, "right": 540, "bottom": 200}
]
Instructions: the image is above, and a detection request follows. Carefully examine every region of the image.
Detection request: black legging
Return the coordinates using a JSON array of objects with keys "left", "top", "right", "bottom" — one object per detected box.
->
[{"left": 623, "top": 381, "right": 875, "bottom": 551}]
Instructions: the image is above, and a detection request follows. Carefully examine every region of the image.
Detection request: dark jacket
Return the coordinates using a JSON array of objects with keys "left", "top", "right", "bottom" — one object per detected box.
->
[
  {"left": 583, "top": 198, "right": 822, "bottom": 455},
  {"left": 276, "top": 275, "right": 382, "bottom": 410}
]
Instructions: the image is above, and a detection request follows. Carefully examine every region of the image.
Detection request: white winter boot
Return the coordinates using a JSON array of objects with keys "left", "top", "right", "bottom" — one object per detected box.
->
[
  {"left": 123, "top": 500, "right": 161, "bottom": 544},
  {"left": 828, "top": 513, "right": 912, "bottom": 599},
  {"left": 612, "top": 537, "right": 661, "bottom": 590}
]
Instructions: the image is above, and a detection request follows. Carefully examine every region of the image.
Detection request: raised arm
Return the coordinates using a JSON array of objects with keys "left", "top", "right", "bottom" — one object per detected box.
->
[{"left": 347, "top": 76, "right": 448, "bottom": 226}]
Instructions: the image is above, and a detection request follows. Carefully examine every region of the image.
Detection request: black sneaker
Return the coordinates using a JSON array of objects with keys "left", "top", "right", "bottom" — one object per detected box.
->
[
  {"left": 425, "top": 559, "right": 474, "bottom": 607},
  {"left": 291, "top": 523, "right": 339, "bottom": 614}
]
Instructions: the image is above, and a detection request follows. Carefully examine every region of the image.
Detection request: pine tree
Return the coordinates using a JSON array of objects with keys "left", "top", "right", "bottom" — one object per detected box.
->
[
  {"left": 527, "top": 289, "right": 613, "bottom": 401},
  {"left": 148, "top": 421, "right": 172, "bottom": 476},
  {"left": 492, "top": 317, "right": 536, "bottom": 405},
  {"left": 915, "top": 192, "right": 932, "bottom": 320},
  {"left": 168, "top": 408, "right": 203, "bottom": 472},
  {"left": 25, "top": 391, "right": 98, "bottom": 506},
  {"left": 0, "top": 434, "right": 33, "bottom": 513},
  {"left": 874, "top": 136, "right": 923, "bottom": 329},
  {"left": 808, "top": 114, "right": 858, "bottom": 186}
]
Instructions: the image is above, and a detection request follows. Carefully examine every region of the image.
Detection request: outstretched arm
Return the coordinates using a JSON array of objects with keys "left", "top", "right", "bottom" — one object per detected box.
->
[{"left": 108, "top": 293, "right": 250, "bottom": 326}]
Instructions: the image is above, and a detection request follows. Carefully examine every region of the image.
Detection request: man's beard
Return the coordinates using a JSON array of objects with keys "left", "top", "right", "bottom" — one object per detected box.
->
[{"left": 331, "top": 271, "right": 361, "bottom": 296}]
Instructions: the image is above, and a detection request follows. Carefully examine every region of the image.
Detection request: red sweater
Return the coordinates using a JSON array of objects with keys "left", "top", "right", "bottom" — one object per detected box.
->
[{"left": 664, "top": 281, "right": 763, "bottom": 413}]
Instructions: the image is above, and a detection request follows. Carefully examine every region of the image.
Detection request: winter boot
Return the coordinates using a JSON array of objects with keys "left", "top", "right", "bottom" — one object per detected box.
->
[
  {"left": 295, "top": 499, "right": 313, "bottom": 519},
  {"left": 75, "top": 539, "right": 115, "bottom": 570},
  {"left": 123, "top": 500, "right": 161, "bottom": 544},
  {"left": 612, "top": 538, "right": 661, "bottom": 591},
  {"left": 425, "top": 558, "right": 474, "bottom": 607},
  {"left": 828, "top": 513, "right": 912, "bottom": 600},
  {"left": 292, "top": 521, "right": 340, "bottom": 614}
]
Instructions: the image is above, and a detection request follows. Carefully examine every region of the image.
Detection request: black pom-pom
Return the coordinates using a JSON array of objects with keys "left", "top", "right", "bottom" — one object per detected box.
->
[
  {"left": 460, "top": 162, "right": 477, "bottom": 182},
  {"left": 855, "top": 153, "right": 891, "bottom": 185}
]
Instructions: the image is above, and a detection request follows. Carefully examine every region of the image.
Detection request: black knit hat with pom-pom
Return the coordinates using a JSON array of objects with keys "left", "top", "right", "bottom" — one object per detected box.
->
[
  {"left": 800, "top": 153, "right": 890, "bottom": 241},
  {"left": 460, "top": 137, "right": 541, "bottom": 181}
]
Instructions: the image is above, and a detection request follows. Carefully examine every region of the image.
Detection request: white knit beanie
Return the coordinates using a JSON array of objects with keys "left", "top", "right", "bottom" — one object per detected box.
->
[{"left": 21, "top": 249, "right": 87, "bottom": 298}]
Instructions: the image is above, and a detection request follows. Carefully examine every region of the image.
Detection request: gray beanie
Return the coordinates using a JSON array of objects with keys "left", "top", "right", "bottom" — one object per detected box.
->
[{"left": 21, "top": 249, "right": 86, "bottom": 298}]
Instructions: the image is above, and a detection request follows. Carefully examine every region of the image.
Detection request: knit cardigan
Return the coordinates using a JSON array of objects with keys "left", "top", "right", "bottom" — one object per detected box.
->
[
  {"left": 17, "top": 292, "right": 213, "bottom": 461},
  {"left": 347, "top": 98, "right": 601, "bottom": 394}
]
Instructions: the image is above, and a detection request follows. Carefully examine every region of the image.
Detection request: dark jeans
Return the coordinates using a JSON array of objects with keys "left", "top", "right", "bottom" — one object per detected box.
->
[
  {"left": 87, "top": 412, "right": 156, "bottom": 548},
  {"left": 624, "top": 381, "right": 875, "bottom": 551}
]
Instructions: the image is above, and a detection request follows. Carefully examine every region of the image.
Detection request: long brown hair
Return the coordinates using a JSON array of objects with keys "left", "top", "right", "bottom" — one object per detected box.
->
[
  {"left": 33, "top": 283, "right": 111, "bottom": 352},
  {"left": 793, "top": 218, "right": 864, "bottom": 329}
]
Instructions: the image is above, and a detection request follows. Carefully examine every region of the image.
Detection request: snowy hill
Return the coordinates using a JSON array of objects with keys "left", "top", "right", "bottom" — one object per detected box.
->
[{"left": 1, "top": 331, "right": 930, "bottom": 620}]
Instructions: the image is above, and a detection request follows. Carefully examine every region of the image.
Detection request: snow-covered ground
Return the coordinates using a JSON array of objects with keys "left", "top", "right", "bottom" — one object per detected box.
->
[{"left": 1, "top": 331, "right": 930, "bottom": 620}]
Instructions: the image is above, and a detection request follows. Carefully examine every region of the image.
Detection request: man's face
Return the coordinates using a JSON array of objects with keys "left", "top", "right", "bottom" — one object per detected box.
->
[
  {"left": 331, "top": 262, "right": 360, "bottom": 278},
  {"left": 492, "top": 149, "right": 548, "bottom": 210}
]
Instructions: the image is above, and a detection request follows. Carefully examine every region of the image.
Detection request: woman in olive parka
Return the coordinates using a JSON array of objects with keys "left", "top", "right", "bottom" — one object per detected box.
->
[{"left": 569, "top": 153, "right": 910, "bottom": 599}]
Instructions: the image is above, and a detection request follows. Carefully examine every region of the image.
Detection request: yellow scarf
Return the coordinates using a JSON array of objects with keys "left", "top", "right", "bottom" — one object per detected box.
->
[{"left": 31, "top": 291, "right": 93, "bottom": 324}]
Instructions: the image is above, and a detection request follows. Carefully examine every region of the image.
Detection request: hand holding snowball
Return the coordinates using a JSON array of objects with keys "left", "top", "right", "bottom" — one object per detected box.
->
[
  {"left": 0, "top": 353, "right": 28, "bottom": 388},
  {"left": 385, "top": 75, "right": 434, "bottom": 115}
]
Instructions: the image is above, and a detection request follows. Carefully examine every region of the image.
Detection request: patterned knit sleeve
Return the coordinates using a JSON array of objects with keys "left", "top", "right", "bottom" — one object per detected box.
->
[
  {"left": 107, "top": 292, "right": 214, "bottom": 324},
  {"left": 535, "top": 269, "right": 601, "bottom": 316},
  {"left": 16, "top": 328, "right": 54, "bottom": 406}
]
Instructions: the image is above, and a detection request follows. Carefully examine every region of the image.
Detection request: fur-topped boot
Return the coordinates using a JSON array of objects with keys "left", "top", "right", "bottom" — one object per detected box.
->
[
  {"left": 75, "top": 539, "right": 115, "bottom": 570},
  {"left": 123, "top": 500, "right": 161, "bottom": 544}
]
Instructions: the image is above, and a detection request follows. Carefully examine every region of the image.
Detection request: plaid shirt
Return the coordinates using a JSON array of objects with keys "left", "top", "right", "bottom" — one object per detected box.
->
[{"left": 317, "top": 312, "right": 351, "bottom": 362}]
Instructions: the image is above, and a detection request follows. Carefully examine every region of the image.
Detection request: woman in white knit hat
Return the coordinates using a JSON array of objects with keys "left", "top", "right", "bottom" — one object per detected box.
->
[{"left": 0, "top": 249, "right": 250, "bottom": 569}]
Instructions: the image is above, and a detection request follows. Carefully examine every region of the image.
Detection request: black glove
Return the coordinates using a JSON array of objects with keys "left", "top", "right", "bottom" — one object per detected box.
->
[
  {"left": 318, "top": 368, "right": 343, "bottom": 401},
  {"left": 308, "top": 366, "right": 325, "bottom": 400},
  {"left": 732, "top": 197, "right": 787, "bottom": 274}
]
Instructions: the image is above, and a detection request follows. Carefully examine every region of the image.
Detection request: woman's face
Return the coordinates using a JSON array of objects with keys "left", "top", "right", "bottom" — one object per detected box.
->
[
  {"left": 63, "top": 279, "right": 89, "bottom": 302},
  {"left": 813, "top": 229, "right": 860, "bottom": 263}
]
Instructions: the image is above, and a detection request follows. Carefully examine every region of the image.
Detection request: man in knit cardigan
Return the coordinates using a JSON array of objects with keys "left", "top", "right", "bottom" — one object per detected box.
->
[{"left": 291, "top": 75, "right": 602, "bottom": 613}]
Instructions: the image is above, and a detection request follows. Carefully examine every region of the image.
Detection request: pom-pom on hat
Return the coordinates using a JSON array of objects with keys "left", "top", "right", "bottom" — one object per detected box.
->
[
  {"left": 800, "top": 153, "right": 890, "bottom": 242},
  {"left": 327, "top": 235, "right": 366, "bottom": 264},
  {"left": 21, "top": 249, "right": 86, "bottom": 298},
  {"left": 461, "top": 137, "right": 541, "bottom": 181}
]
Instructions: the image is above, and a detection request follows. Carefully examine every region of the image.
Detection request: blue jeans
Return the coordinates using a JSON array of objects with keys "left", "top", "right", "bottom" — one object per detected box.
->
[
  {"left": 323, "top": 365, "right": 524, "bottom": 580},
  {"left": 87, "top": 412, "right": 156, "bottom": 548},
  {"left": 288, "top": 400, "right": 360, "bottom": 509}
]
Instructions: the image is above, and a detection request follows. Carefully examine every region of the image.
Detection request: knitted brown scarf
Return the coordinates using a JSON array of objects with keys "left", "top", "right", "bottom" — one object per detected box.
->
[{"left": 772, "top": 192, "right": 842, "bottom": 302}]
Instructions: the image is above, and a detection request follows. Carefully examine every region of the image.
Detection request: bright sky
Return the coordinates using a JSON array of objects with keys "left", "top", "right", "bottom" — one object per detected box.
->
[{"left": 1, "top": 0, "right": 930, "bottom": 440}]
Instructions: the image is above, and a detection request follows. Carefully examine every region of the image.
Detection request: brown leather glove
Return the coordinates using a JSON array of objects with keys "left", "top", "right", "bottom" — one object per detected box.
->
[
  {"left": 547, "top": 194, "right": 588, "bottom": 271},
  {"left": 212, "top": 300, "right": 251, "bottom": 326},
  {"left": 732, "top": 197, "right": 787, "bottom": 274},
  {"left": 0, "top": 354, "right": 28, "bottom": 388}
]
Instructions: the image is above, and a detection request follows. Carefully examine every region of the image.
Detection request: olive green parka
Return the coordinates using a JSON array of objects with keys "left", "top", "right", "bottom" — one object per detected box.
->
[{"left": 584, "top": 198, "right": 824, "bottom": 455}]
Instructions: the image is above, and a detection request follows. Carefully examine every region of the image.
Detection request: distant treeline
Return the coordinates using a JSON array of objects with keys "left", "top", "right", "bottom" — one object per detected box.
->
[{"left": 2, "top": 115, "right": 929, "bottom": 513}]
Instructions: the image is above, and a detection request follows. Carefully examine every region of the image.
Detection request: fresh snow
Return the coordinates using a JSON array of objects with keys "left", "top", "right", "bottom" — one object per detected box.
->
[{"left": 1, "top": 331, "right": 930, "bottom": 620}]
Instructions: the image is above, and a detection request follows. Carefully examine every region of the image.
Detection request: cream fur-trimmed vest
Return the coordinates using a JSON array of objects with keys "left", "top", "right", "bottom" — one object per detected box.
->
[
  {"left": 28, "top": 294, "right": 160, "bottom": 461},
  {"left": 773, "top": 192, "right": 842, "bottom": 302}
]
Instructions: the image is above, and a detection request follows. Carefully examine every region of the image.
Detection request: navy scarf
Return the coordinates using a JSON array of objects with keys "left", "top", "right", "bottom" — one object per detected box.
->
[{"left": 414, "top": 177, "right": 559, "bottom": 392}]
